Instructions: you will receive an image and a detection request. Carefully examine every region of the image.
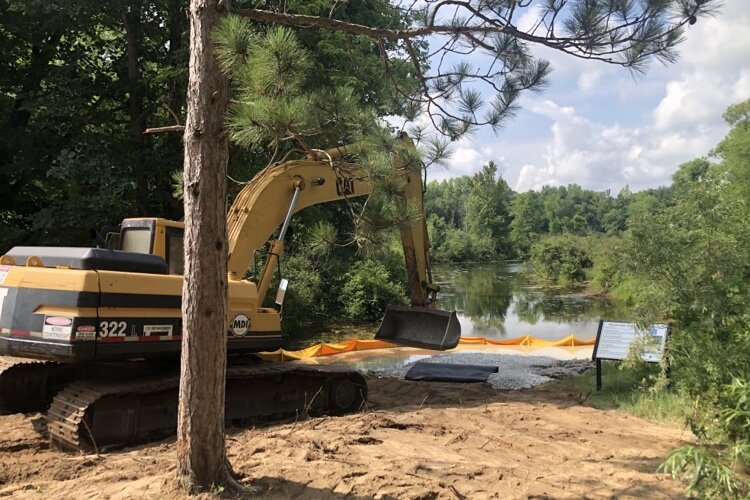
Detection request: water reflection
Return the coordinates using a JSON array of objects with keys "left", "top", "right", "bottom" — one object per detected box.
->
[
  {"left": 288, "top": 261, "right": 628, "bottom": 349},
  {"left": 433, "top": 262, "right": 627, "bottom": 340}
]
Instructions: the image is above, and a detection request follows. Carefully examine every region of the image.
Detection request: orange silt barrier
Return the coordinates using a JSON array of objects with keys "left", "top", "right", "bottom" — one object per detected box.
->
[{"left": 258, "top": 335, "right": 595, "bottom": 361}]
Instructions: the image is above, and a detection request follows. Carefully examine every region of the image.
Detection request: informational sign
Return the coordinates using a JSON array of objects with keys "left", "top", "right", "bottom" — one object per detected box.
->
[
  {"left": 592, "top": 320, "right": 669, "bottom": 390},
  {"left": 593, "top": 321, "right": 668, "bottom": 362}
]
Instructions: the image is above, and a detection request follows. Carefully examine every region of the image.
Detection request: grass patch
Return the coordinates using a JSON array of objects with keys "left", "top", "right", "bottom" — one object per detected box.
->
[{"left": 545, "top": 361, "right": 690, "bottom": 425}]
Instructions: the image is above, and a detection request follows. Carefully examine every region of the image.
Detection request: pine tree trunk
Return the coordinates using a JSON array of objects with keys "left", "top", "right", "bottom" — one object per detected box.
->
[{"left": 176, "top": 0, "right": 230, "bottom": 492}]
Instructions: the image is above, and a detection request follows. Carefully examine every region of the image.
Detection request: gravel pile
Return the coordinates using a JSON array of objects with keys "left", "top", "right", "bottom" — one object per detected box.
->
[{"left": 368, "top": 352, "right": 593, "bottom": 390}]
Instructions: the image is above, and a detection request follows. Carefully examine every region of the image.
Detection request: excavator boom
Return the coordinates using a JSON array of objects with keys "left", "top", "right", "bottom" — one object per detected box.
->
[{"left": 224, "top": 138, "right": 459, "bottom": 350}]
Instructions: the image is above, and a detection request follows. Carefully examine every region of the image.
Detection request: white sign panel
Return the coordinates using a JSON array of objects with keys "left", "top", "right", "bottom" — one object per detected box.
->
[
  {"left": 593, "top": 321, "right": 668, "bottom": 363},
  {"left": 144, "top": 324, "right": 173, "bottom": 336},
  {"left": 275, "top": 279, "right": 288, "bottom": 306}
]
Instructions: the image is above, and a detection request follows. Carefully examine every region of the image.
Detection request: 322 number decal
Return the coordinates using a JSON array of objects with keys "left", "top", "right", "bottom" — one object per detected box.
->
[{"left": 99, "top": 320, "right": 127, "bottom": 337}]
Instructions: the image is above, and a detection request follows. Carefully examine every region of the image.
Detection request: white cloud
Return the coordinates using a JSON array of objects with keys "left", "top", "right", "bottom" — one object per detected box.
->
[
  {"left": 652, "top": 11, "right": 750, "bottom": 134},
  {"left": 512, "top": 99, "right": 720, "bottom": 192},
  {"left": 429, "top": 138, "right": 490, "bottom": 181},
  {"left": 444, "top": 2, "right": 750, "bottom": 193}
]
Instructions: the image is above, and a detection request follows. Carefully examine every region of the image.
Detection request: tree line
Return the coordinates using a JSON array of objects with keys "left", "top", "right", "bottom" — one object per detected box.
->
[{"left": 424, "top": 161, "right": 672, "bottom": 263}]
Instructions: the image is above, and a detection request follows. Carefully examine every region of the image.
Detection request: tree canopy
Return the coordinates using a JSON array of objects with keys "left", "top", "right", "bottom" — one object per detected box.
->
[{"left": 237, "top": 0, "right": 719, "bottom": 139}]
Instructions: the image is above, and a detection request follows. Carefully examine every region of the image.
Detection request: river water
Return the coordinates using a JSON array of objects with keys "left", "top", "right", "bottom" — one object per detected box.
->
[
  {"left": 287, "top": 261, "right": 625, "bottom": 349},
  {"left": 432, "top": 261, "right": 625, "bottom": 341}
]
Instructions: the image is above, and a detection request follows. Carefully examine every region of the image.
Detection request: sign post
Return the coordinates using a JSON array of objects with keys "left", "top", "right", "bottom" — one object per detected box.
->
[{"left": 592, "top": 320, "right": 669, "bottom": 390}]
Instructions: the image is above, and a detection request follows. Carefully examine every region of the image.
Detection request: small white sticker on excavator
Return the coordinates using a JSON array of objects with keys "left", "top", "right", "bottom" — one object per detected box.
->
[
  {"left": 144, "top": 324, "right": 173, "bottom": 336},
  {"left": 231, "top": 314, "right": 250, "bottom": 337},
  {"left": 0, "top": 265, "right": 9, "bottom": 285},
  {"left": 43, "top": 316, "right": 73, "bottom": 340},
  {"left": 75, "top": 325, "right": 96, "bottom": 341}
]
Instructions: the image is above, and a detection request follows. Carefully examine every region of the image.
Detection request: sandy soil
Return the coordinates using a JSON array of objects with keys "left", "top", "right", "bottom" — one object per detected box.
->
[{"left": 0, "top": 378, "right": 690, "bottom": 499}]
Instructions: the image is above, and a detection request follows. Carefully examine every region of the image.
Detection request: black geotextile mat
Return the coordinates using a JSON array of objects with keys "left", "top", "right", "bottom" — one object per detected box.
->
[{"left": 404, "top": 361, "right": 499, "bottom": 383}]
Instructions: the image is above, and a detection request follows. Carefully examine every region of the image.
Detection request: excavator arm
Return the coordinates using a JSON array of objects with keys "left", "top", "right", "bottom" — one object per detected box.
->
[
  {"left": 226, "top": 142, "right": 434, "bottom": 307},
  {"left": 225, "top": 139, "right": 459, "bottom": 350}
]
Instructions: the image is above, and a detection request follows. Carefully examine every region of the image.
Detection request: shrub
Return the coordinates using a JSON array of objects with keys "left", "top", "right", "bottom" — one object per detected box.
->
[
  {"left": 660, "top": 377, "right": 750, "bottom": 499},
  {"left": 277, "top": 252, "right": 326, "bottom": 334},
  {"left": 341, "top": 259, "right": 407, "bottom": 322},
  {"left": 529, "top": 236, "right": 592, "bottom": 282}
]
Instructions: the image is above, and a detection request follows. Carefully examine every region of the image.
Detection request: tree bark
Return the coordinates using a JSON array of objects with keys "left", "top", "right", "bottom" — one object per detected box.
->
[
  {"left": 124, "top": 1, "right": 147, "bottom": 215},
  {"left": 177, "top": 0, "right": 231, "bottom": 492}
]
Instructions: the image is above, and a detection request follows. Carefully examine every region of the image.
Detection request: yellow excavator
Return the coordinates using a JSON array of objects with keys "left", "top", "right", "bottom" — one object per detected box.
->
[{"left": 0, "top": 139, "right": 460, "bottom": 450}]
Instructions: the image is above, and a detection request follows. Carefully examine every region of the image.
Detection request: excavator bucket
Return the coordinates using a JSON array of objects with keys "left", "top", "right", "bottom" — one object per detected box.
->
[{"left": 375, "top": 305, "right": 461, "bottom": 351}]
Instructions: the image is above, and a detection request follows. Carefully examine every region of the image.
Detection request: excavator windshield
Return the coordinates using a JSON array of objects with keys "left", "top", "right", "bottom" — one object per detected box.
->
[{"left": 120, "top": 228, "right": 152, "bottom": 254}]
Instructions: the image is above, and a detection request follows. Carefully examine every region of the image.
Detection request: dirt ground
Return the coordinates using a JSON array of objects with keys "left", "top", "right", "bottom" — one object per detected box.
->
[{"left": 0, "top": 377, "right": 691, "bottom": 499}]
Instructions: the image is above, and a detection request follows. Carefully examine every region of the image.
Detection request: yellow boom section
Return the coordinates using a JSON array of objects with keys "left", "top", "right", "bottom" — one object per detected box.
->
[
  {"left": 226, "top": 159, "right": 372, "bottom": 277},
  {"left": 225, "top": 149, "right": 432, "bottom": 307}
]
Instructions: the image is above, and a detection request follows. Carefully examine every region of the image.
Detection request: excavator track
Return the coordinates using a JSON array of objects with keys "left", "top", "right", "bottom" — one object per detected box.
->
[
  {"left": 47, "top": 362, "right": 367, "bottom": 452},
  {"left": 0, "top": 356, "right": 73, "bottom": 413}
]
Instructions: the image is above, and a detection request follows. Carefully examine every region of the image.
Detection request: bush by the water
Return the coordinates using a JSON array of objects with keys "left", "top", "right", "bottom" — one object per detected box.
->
[
  {"left": 341, "top": 259, "right": 407, "bottom": 322},
  {"left": 612, "top": 100, "right": 750, "bottom": 498},
  {"left": 529, "top": 236, "right": 592, "bottom": 282}
]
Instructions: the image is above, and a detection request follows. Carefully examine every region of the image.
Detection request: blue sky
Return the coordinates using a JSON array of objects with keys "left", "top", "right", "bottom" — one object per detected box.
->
[{"left": 420, "top": 2, "right": 750, "bottom": 193}]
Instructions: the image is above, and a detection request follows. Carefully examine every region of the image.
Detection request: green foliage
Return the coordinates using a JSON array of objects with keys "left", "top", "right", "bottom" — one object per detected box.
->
[
  {"left": 271, "top": 208, "right": 411, "bottom": 335},
  {"left": 1, "top": 0, "right": 414, "bottom": 253},
  {"left": 425, "top": 177, "right": 472, "bottom": 228},
  {"left": 661, "top": 444, "right": 749, "bottom": 499},
  {"left": 529, "top": 236, "right": 593, "bottom": 282},
  {"left": 0, "top": 0, "right": 187, "bottom": 251},
  {"left": 545, "top": 361, "right": 689, "bottom": 425},
  {"left": 278, "top": 252, "right": 325, "bottom": 334},
  {"left": 425, "top": 163, "right": 515, "bottom": 262},
  {"left": 341, "top": 259, "right": 407, "bottom": 322},
  {"left": 722, "top": 100, "right": 750, "bottom": 128},
  {"left": 659, "top": 377, "right": 750, "bottom": 499},
  {"left": 587, "top": 235, "right": 626, "bottom": 291},
  {"left": 214, "top": 19, "right": 439, "bottom": 260},
  {"left": 720, "top": 378, "right": 750, "bottom": 443},
  {"left": 214, "top": 20, "right": 369, "bottom": 157},
  {"left": 463, "top": 162, "right": 514, "bottom": 257},
  {"left": 608, "top": 99, "right": 750, "bottom": 498},
  {"left": 424, "top": 169, "right": 673, "bottom": 263},
  {"left": 272, "top": 0, "right": 416, "bottom": 118},
  {"left": 619, "top": 153, "right": 750, "bottom": 398},
  {"left": 509, "top": 190, "right": 546, "bottom": 257},
  {"left": 438, "top": 228, "right": 495, "bottom": 262}
]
